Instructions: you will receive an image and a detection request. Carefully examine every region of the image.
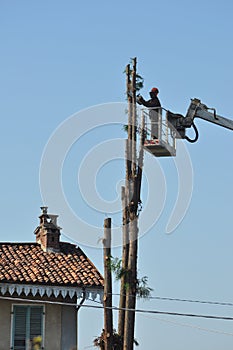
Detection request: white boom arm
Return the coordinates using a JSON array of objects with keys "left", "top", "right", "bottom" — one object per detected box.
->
[
  {"left": 167, "top": 98, "right": 233, "bottom": 143},
  {"left": 186, "top": 98, "right": 233, "bottom": 131}
]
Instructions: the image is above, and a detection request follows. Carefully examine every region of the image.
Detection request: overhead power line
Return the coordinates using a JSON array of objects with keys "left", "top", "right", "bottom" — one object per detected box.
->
[
  {"left": 1, "top": 295, "right": 233, "bottom": 321},
  {"left": 139, "top": 314, "right": 233, "bottom": 337},
  {"left": 110, "top": 293, "right": 233, "bottom": 307},
  {"left": 148, "top": 296, "right": 233, "bottom": 307}
]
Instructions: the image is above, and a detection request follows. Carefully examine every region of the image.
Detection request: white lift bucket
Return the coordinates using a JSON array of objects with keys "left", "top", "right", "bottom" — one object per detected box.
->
[{"left": 142, "top": 107, "right": 176, "bottom": 157}]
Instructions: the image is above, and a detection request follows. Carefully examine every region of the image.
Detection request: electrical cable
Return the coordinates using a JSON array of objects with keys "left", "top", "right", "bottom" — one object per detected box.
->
[
  {"left": 139, "top": 313, "right": 233, "bottom": 337},
  {"left": 91, "top": 297, "right": 233, "bottom": 336},
  {"left": 110, "top": 293, "right": 233, "bottom": 307},
  {"left": 1, "top": 295, "right": 233, "bottom": 321},
  {"left": 150, "top": 296, "right": 233, "bottom": 307}
]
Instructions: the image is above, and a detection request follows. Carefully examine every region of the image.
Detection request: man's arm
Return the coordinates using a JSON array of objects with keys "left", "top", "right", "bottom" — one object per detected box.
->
[
  {"left": 137, "top": 95, "right": 161, "bottom": 108},
  {"left": 137, "top": 96, "right": 151, "bottom": 107}
]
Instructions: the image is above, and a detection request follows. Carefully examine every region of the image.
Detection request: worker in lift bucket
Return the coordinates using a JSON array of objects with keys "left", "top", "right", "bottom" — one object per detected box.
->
[{"left": 137, "top": 87, "right": 161, "bottom": 139}]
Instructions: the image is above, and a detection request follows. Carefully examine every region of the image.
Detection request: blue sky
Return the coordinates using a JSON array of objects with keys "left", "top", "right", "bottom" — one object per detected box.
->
[{"left": 1, "top": 0, "right": 233, "bottom": 349}]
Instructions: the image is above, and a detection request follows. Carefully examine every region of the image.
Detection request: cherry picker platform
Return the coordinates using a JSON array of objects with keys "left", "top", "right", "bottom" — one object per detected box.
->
[
  {"left": 141, "top": 98, "right": 233, "bottom": 157},
  {"left": 142, "top": 107, "right": 176, "bottom": 157}
]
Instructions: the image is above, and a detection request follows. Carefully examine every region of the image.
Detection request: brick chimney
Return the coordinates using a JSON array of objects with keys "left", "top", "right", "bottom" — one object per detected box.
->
[{"left": 34, "top": 207, "right": 61, "bottom": 252}]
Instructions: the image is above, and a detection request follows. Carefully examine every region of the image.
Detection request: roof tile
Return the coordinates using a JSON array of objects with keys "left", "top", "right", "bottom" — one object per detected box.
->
[{"left": 0, "top": 243, "right": 103, "bottom": 288}]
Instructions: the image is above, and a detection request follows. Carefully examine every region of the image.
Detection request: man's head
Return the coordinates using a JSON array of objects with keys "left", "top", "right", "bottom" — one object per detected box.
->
[{"left": 150, "top": 87, "right": 159, "bottom": 98}]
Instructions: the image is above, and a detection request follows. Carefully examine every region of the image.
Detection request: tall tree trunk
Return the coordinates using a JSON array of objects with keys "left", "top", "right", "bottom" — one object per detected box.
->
[
  {"left": 126, "top": 63, "right": 132, "bottom": 180},
  {"left": 118, "top": 62, "right": 132, "bottom": 341},
  {"left": 136, "top": 112, "right": 145, "bottom": 204},
  {"left": 131, "top": 58, "right": 137, "bottom": 179},
  {"left": 123, "top": 216, "right": 138, "bottom": 350},
  {"left": 118, "top": 186, "right": 129, "bottom": 339},
  {"left": 103, "top": 218, "right": 113, "bottom": 350},
  {"left": 123, "top": 57, "right": 140, "bottom": 350}
]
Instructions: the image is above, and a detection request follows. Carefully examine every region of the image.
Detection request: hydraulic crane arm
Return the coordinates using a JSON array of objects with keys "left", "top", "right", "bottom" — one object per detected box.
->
[
  {"left": 186, "top": 98, "right": 233, "bottom": 131},
  {"left": 167, "top": 98, "right": 233, "bottom": 143}
]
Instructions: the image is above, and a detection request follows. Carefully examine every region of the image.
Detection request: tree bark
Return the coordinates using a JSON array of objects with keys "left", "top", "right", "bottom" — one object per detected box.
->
[
  {"left": 103, "top": 218, "right": 113, "bottom": 350},
  {"left": 136, "top": 112, "right": 145, "bottom": 204},
  {"left": 131, "top": 58, "right": 137, "bottom": 179},
  {"left": 118, "top": 186, "right": 129, "bottom": 339},
  {"left": 123, "top": 57, "right": 140, "bottom": 350},
  {"left": 126, "top": 64, "right": 132, "bottom": 180},
  {"left": 123, "top": 216, "right": 138, "bottom": 350}
]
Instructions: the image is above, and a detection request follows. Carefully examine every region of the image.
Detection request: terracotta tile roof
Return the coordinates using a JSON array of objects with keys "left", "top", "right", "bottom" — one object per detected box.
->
[{"left": 0, "top": 242, "right": 104, "bottom": 288}]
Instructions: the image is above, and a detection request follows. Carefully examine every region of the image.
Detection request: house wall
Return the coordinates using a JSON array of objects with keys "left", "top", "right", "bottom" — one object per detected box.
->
[
  {"left": 61, "top": 305, "right": 77, "bottom": 350},
  {"left": 0, "top": 296, "right": 77, "bottom": 350},
  {"left": 0, "top": 299, "right": 11, "bottom": 350},
  {"left": 45, "top": 303, "right": 77, "bottom": 350},
  {"left": 44, "top": 303, "right": 62, "bottom": 349}
]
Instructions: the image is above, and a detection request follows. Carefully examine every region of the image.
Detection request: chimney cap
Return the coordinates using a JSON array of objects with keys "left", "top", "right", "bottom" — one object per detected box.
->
[
  {"left": 49, "top": 214, "right": 59, "bottom": 227},
  {"left": 40, "top": 206, "right": 48, "bottom": 214}
]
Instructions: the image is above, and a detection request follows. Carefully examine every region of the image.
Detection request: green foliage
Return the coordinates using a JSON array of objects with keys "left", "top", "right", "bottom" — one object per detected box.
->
[
  {"left": 128, "top": 58, "right": 144, "bottom": 91},
  {"left": 122, "top": 124, "right": 140, "bottom": 134},
  {"left": 108, "top": 256, "right": 153, "bottom": 299},
  {"left": 124, "top": 59, "right": 144, "bottom": 94},
  {"left": 94, "top": 329, "right": 122, "bottom": 350},
  {"left": 136, "top": 276, "right": 153, "bottom": 299},
  {"left": 123, "top": 124, "right": 128, "bottom": 132},
  {"left": 135, "top": 73, "right": 144, "bottom": 92},
  {"left": 108, "top": 256, "right": 127, "bottom": 280},
  {"left": 94, "top": 329, "right": 139, "bottom": 349}
]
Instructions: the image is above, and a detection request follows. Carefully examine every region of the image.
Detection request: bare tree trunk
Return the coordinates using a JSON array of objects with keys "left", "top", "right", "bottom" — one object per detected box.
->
[
  {"left": 123, "top": 57, "right": 140, "bottom": 350},
  {"left": 136, "top": 112, "right": 145, "bottom": 204},
  {"left": 131, "top": 58, "right": 137, "bottom": 178},
  {"left": 118, "top": 62, "right": 132, "bottom": 342},
  {"left": 116, "top": 57, "right": 145, "bottom": 350},
  {"left": 126, "top": 63, "right": 132, "bottom": 180},
  {"left": 123, "top": 216, "right": 138, "bottom": 350},
  {"left": 103, "top": 218, "right": 113, "bottom": 350},
  {"left": 118, "top": 186, "right": 129, "bottom": 339}
]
